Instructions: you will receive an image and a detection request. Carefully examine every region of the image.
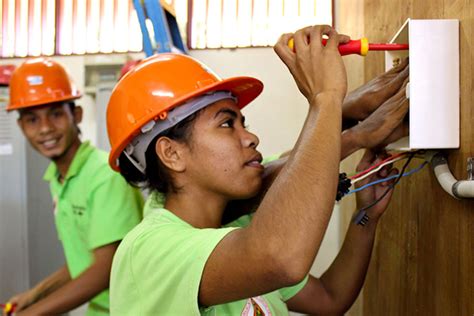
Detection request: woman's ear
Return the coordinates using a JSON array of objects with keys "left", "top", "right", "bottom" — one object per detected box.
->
[{"left": 155, "top": 137, "right": 186, "bottom": 172}]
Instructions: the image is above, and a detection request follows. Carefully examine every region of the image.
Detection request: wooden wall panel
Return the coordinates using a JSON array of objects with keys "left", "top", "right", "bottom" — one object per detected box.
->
[
  {"left": 362, "top": 0, "right": 474, "bottom": 315},
  {"left": 335, "top": 0, "right": 365, "bottom": 315}
]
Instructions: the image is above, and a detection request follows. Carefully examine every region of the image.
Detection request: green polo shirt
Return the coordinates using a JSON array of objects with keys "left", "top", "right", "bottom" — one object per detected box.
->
[{"left": 44, "top": 141, "right": 144, "bottom": 316}]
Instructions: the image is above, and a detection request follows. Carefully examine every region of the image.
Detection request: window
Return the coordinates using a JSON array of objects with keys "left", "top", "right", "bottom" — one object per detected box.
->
[
  {"left": 1, "top": 0, "right": 56, "bottom": 57},
  {"left": 186, "top": 0, "right": 333, "bottom": 49},
  {"left": 0, "top": 0, "right": 142, "bottom": 57},
  {"left": 0, "top": 0, "right": 333, "bottom": 57}
]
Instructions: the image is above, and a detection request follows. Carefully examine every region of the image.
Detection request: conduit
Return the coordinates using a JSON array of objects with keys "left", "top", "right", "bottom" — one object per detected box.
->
[{"left": 430, "top": 152, "right": 474, "bottom": 199}]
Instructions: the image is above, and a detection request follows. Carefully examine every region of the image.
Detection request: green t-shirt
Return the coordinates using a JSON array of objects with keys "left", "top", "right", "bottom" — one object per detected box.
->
[
  {"left": 110, "top": 208, "right": 308, "bottom": 315},
  {"left": 43, "top": 142, "right": 144, "bottom": 316}
]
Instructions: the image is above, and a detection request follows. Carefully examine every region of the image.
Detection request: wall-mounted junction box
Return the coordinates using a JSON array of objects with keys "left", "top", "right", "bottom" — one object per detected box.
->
[{"left": 385, "top": 19, "right": 459, "bottom": 150}]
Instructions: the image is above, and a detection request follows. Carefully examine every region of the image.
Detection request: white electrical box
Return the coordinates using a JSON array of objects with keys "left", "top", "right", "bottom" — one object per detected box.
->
[{"left": 385, "top": 19, "right": 459, "bottom": 150}]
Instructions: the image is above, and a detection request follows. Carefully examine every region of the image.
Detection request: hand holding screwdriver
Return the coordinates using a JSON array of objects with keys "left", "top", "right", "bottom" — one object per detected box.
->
[
  {"left": 1, "top": 303, "right": 17, "bottom": 316},
  {"left": 288, "top": 37, "right": 409, "bottom": 56}
]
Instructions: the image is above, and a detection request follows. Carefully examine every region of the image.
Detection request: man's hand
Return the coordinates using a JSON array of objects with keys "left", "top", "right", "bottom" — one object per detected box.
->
[
  {"left": 355, "top": 150, "right": 398, "bottom": 221},
  {"left": 343, "top": 58, "right": 409, "bottom": 121},
  {"left": 3, "top": 290, "right": 37, "bottom": 315},
  {"left": 349, "top": 77, "right": 409, "bottom": 149}
]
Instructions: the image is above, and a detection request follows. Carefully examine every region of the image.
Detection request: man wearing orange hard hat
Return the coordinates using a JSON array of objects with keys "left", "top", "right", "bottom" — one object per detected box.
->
[{"left": 4, "top": 58, "right": 143, "bottom": 316}]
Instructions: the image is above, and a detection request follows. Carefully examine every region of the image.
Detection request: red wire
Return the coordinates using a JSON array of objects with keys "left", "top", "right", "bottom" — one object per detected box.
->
[{"left": 350, "top": 152, "right": 406, "bottom": 180}]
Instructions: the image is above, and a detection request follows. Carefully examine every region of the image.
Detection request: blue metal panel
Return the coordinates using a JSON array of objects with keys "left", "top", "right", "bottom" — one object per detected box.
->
[
  {"left": 165, "top": 10, "right": 187, "bottom": 53},
  {"left": 132, "top": 0, "right": 187, "bottom": 55},
  {"left": 143, "top": 0, "right": 172, "bottom": 53},
  {"left": 132, "top": 0, "right": 154, "bottom": 56}
]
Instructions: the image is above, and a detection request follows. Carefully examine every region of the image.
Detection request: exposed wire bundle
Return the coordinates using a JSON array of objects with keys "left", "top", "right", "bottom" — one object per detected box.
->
[
  {"left": 349, "top": 161, "right": 428, "bottom": 195},
  {"left": 336, "top": 151, "right": 427, "bottom": 211},
  {"left": 336, "top": 152, "right": 409, "bottom": 201},
  {"left": 352, "top": 152, "right": 421, "bottom": 226},
  {"left": 350, "top": 152, "right": 408, "bottom": 183},
  {"left": 351, "top": 155, "right": 408, "bottom": 184}
]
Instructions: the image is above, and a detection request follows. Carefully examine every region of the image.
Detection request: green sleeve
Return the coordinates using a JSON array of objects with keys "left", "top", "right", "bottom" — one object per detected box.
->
[
  {"left": 279, "top": 275, "right": 309, "bottom": 301},
  {"left": 261, "top": 153, "right": 282, "bottom": 165},
  {"left": 87, "top": 173, "right": 144, "bottom": 249}
]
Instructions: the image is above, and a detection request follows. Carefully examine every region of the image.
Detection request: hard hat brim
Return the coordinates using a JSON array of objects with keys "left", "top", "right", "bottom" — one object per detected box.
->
[{"left": 6, "top": 93, "right": 82, "bottom": 112}]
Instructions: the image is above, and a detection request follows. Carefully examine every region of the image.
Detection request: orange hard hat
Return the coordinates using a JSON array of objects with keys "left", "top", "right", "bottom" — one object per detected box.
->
[
  {"left": 107, "top": 53, "right": 263, "bottom": 171},
  {"left": 7, "top": 57, "right": 81, "bottom": 111},
  {"left": 0, "top": 65, "right": 16, "bottom": 85}
]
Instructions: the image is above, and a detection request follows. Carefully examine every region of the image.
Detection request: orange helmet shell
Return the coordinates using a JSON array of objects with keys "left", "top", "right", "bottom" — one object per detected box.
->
[
  {"left": 107, "top": 53, "right": 264, "bottom": 171},
  {"left": 7, "top": 58, "right": 81, "bottom": 111}
]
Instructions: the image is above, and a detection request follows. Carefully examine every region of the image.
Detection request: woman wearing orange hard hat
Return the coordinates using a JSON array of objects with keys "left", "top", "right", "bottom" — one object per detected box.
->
[
  {"left": 4, "top": 57, "right": 143, "bottom": 316},
  {"left": 108, "top": 25, "right": 402, "bottom": 315}
]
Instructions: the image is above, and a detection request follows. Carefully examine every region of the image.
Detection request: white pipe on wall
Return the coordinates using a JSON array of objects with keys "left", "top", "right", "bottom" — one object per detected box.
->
[{"left": 430, "top": 152, "right": 474, "bottom": 199}]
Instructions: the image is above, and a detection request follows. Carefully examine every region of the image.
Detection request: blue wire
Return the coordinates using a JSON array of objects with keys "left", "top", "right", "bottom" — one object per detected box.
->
[{"left": 348, "top": 161, "right": 428, "bottom": 195}]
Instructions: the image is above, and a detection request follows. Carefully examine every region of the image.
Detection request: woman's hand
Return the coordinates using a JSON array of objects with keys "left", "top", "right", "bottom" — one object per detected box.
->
[
  {"left": 349, "top": 77, "right": 409, "bottom": 150},
  {"left": 343, "top": 58, "right": 409, "bottom": 121},
  {"left": 273, "top": 25, "right": 349, "bottom": 104},
  {"left": 355, "top": 149, "right": 398, "bottom": 221}
]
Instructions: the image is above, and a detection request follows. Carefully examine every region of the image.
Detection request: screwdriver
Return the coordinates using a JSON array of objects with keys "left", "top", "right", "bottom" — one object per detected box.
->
[
  {"left": 1, "top": 303, "right": 17, "bottom": 316},
  {"left": 288, "top": 37, "right": 409, "bottom": 56}
]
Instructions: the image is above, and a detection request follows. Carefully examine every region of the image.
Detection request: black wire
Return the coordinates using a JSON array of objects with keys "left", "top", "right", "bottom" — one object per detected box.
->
[
  {"left": 353, "top": 151, "right": 417, "bottom": 224},
  {"left": 360, "top": 152, "right": 415, "bottom": 211}
]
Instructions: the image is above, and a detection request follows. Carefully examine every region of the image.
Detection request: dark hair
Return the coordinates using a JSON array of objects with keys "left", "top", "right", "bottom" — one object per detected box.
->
[
  {"left": 18, "top": 100, "right": 76, "bottom": 115},
  {"left": 118, "top": 112, "right": 200, "bottom": 194},
  {"left": 66, "top": 101, "right": 76, "bottom": 112},
  {"left": 66, "top": 101, "right": 82, "bottom": 135}
]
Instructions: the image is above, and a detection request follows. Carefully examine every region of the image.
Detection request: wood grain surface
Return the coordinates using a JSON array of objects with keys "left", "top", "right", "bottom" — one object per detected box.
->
[{"left": 360, "top": 1, "right": 474, "bottom": 315}]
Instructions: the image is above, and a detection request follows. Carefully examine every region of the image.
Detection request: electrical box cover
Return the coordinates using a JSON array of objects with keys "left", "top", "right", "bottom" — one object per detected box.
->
[{"left": 385, "top": 19, "right": 459, "bottom": 150}]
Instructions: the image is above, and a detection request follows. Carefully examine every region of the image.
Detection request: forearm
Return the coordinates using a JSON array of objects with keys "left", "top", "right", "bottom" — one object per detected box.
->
[
  {"left": 319, "top": 217, "right": 378, "bottom": 313},
  {"left": 251, "top": 93, "right": 342, "bottom": 274},
  {"left": 341, "top": 101, "right": 360, "bottom": 132},
  {"left": 341, "top": 127, "right": 361, "bottom": 160},
  {"left": 342, "top": 94, "right": 366, "bottom": 122},
  {"left": 226, "top": 127, "right": 359, "bottom": 221},
  {"left": 31, "top": 266, "right": 71, "bottom": 301},
  {"left": 20, "top": 264, "right": 108, "bottom": 315}
]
